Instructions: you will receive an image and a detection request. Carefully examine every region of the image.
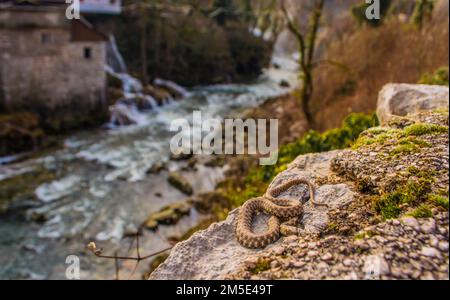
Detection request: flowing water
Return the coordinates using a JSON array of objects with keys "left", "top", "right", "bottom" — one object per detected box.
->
[{"left": 0, "top": 56, "right": 298, "bottom": 279}]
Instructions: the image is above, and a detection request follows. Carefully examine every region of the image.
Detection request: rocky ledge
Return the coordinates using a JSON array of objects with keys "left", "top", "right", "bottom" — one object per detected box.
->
[{"left": 150, "top": 84, "right": 449, "bottom": 280}]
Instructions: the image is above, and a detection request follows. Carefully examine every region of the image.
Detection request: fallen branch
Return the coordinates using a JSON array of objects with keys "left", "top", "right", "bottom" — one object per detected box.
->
[{"left": 87, "top": 233, "right": 174, "bottom": 280}]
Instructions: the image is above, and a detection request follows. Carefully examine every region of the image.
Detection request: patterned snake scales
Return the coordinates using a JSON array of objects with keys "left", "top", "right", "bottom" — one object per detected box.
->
[{"left": 236, "top": 178, "right": 328, "bottom": 248}]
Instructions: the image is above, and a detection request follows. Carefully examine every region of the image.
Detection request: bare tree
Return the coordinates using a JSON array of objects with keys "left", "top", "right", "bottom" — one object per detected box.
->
[
  {"left": 411, "top": 0, "right": 435, "bottom": 29},
  {"left": 282, "top": 0, "right": 325, "bottom": 125}
]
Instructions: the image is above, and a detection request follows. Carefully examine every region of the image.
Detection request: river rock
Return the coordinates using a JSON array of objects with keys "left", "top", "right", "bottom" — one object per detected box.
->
[
  {"left": 153, "top": 78, "right": 188, "bottom": 99},
  {"left": 144, "top": 85, "right": 173, "bottom": 104},
  {"left": 144, "top": 202, "right": 192, "bottom": 230},
  {"left": 150, "top": 151, "right": 356, "bottom": 279},
  {"left": 279, "top": 79, "right": 291, "bottom": 88},
  {"left": 168, "top": 172, "right": 193, "bottom": 196},
  {"left": 377, "top": 83, "right": 449, "bottom": 125}
]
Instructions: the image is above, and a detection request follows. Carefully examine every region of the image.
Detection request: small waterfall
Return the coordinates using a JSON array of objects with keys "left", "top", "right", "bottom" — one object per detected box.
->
[
  {"left": 104, "top": 66, "right": 149, "bottom": 127},
  {"left": 153, "top": 78, "right": 190, "bottom": 98},
  {"left": 106, "top": 35, "right": 127, "bottom": 74},
  {"left": 105, "top": 37, "right": 188, "bottom": 128}
]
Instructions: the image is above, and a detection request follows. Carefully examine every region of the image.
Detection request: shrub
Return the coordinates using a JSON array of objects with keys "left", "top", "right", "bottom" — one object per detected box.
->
[
  {"left": 418, "top": 67, "right": 449, "bottom": 86},
  {"left": 225, "top": 112, "right": 378, "bottom": 207}
]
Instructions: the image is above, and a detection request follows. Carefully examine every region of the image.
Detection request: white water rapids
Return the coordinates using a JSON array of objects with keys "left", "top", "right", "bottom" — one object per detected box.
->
[{"left": 0, "top": 55, "right": 298, "bottom": 279}]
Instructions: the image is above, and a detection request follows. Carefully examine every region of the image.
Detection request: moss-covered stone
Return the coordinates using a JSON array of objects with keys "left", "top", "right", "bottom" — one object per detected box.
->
[
  {"left": 373, "top": 168, "right": 437, "bottom": 220},
  {"left": 407, "top": 204, "right": 433, "bottom": 218},
  {"left": 429, "top": 194, "right": 449, "bottom": 211},
  {"left": 0, "top": 166, "right": 55, "bottom": 214},
  {"left": 168, "top": 172, "right": 193, "bottom": 196},
  {"left": 404, "top": 123, "right": 448, "bottom": 136},
  {"left": 144, "top": 202, "right": 192, "bottom": 230}
]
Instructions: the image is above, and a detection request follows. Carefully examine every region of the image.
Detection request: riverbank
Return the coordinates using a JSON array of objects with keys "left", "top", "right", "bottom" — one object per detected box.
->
[
  {"left": 0, "top": 57, "right": 299, "bottom": 279},
  {"left": 150, "top": 83, "right": 449, "bottom": 280}
]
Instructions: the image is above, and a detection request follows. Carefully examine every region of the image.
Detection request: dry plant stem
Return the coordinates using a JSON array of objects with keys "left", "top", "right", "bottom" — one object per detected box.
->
[
  {"left": 90, "top": 234, "right": 174, "bottom": 280},
  {"left": 94, "top": 245, "right": 173, "bottom": 261}
]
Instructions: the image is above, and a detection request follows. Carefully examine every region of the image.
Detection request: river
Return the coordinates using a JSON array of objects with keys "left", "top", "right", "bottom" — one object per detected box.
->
[{"left": 0, "top": 56, "right": 298, "bottom": 279}]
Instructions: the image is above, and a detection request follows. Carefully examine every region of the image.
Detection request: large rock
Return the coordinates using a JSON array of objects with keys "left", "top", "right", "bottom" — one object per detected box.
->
[
  {"left": 150, "top": 151, "right": 356, "bottom": 280},
  {"left": 377, "top": 84, "right": 449, "bottom": 125}
]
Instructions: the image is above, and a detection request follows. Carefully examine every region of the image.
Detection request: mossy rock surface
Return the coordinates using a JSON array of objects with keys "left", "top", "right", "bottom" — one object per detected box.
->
[
  {"left": 168, "top": 172, "right": 193, "bottom": 196},
  {"left": 144, "top": 202, "right": 192, "bottom": 230},
  {"left": 332, "top": 110, "right": 449, "bottom": 221}
]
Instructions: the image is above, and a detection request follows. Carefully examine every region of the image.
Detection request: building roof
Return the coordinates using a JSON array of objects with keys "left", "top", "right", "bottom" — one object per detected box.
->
[
  {"left": 0, "top": 0, "right": 122, "bottom": 14},
  {"left": 71, "top": 17, "right": 108, "bottom": 42}
]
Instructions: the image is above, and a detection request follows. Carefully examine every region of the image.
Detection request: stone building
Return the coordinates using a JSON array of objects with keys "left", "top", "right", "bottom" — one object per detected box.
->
[{"left": 0, "top": 0, "right": 113, "bottom": 129}]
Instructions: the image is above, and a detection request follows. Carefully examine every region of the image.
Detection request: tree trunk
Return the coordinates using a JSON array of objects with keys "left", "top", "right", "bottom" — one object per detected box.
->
[{"left": 140, "top": 7, "right": 148, "bottom": 85}]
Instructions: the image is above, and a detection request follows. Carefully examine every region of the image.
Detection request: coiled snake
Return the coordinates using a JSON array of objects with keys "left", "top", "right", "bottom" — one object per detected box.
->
[{"left": 236, "top": 178, "right": 328, "bottom": 248}]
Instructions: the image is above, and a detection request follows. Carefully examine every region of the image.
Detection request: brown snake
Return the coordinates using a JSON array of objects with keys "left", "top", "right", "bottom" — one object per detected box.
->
[{"left": 236, "top": 178, "right": 328, "bottom": 248}]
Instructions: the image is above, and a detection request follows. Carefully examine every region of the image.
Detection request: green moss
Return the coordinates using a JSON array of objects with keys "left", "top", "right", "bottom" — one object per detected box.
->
[
  {"left": 429, "top": 194, "right": 449, "bottom": 210},
  {"left": 250, "top": 259, "right": 271, "bottom": 274},
  {"left": 374, "top": 171, "right": 434, "bottom": 220},
  {"left": 354, "top": 230, "right": 377, "bottom": 240},
  {"left": 351, "top": 136, "right": 376, "bottom": 149},
  {"left": 407, "top": 204, "right": 433, "bottom": 218},
  {"left": 326, "top": 221, "right": 338, "bottom": 232},
  {"left": 389, "top": 143, "right": 419, "bottom": 157},
  {"left": 0, "top": 167, "right": 55, "bottom": 214},
  {"left": 400, "top": 137, "right": 432, "bottom": 148},
  {"left": 374, "top": 192, "right": 404, "bottom": 220},
  {"left": 404, "top": 123, "right": 448, "bottom": 136},
  {"left": 432, "top": 108, "right": 449, "bottom": 116},
  {"left": 352, "top": 128, "right": 404, "bottom": 150},
  {"left": 168, "top": 172, "right": 193, "bottom": 196}
]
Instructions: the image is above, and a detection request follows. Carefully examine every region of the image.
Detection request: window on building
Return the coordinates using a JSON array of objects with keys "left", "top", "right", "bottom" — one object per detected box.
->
[
  {"left": 41, "top": 33, "right": 51, "bottom": 44},
  {"left": 84, "top": 47, "right": 92, "bottom": 59}
]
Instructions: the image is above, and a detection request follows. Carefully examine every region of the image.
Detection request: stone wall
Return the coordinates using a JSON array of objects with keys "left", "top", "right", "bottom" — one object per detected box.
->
[{"left": 0, "top": 8, "right": 107, "bottom": 130}]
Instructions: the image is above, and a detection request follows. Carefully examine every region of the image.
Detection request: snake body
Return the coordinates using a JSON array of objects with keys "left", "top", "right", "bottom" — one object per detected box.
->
[{"left": 236, "top": 178, "right": 327, "bottom": 248}]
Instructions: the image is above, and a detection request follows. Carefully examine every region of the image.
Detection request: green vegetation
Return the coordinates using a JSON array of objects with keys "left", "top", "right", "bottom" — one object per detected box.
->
[
  {"left": 373, "top": 167, "right": 440, "bottom": 220},
  {"left": 223, "top": 113, "right": 378, "bottom": 208},
  {"left": 0, "top": 167, "right": 55, "bottom": 214},
  {"left": 354, "top": 230, "right": 377, "bottom": 240},
  {"left": 404, "top": 123, "right": 448, "bottom": 136},
  {"left": 429, "top": 194, "right": 449, "bottom": 210},
  {"left": 419, "top": 67, "right": 449, "bottom": 86},
  {"left": 389, "top": 144, "right": 419, "bottom": 157},
  {"left": 0, "top": 112, "right": 45, "bottom": 156},
  {"left": 374, "top": 179, "right": 431, "bottom": 220},
  {"left": 411, "top": 0, "right": 436, "bottom": 29},
  {"left": 407, "top": 204, "right": 433, "bottom": 218},
  {"left": 351, "top": 128, "right": 403, "bottom": 149},
  {"left": 250, "top": 259, "right": 271, "bottom": 274},
  {"left": 352, "top": 126, "right": 435, "bottom": 152},
  {"left": 95, "top": 0, "right": 272, "bottom": 86},
  {"left": 388, "top": 136, "right": 433, "bottom": 157}
]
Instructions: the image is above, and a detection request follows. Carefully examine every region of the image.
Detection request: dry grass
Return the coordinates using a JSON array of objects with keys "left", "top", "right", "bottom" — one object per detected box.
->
[{"left": 311, "top": 16, "right": 449, "bottom": 131}]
